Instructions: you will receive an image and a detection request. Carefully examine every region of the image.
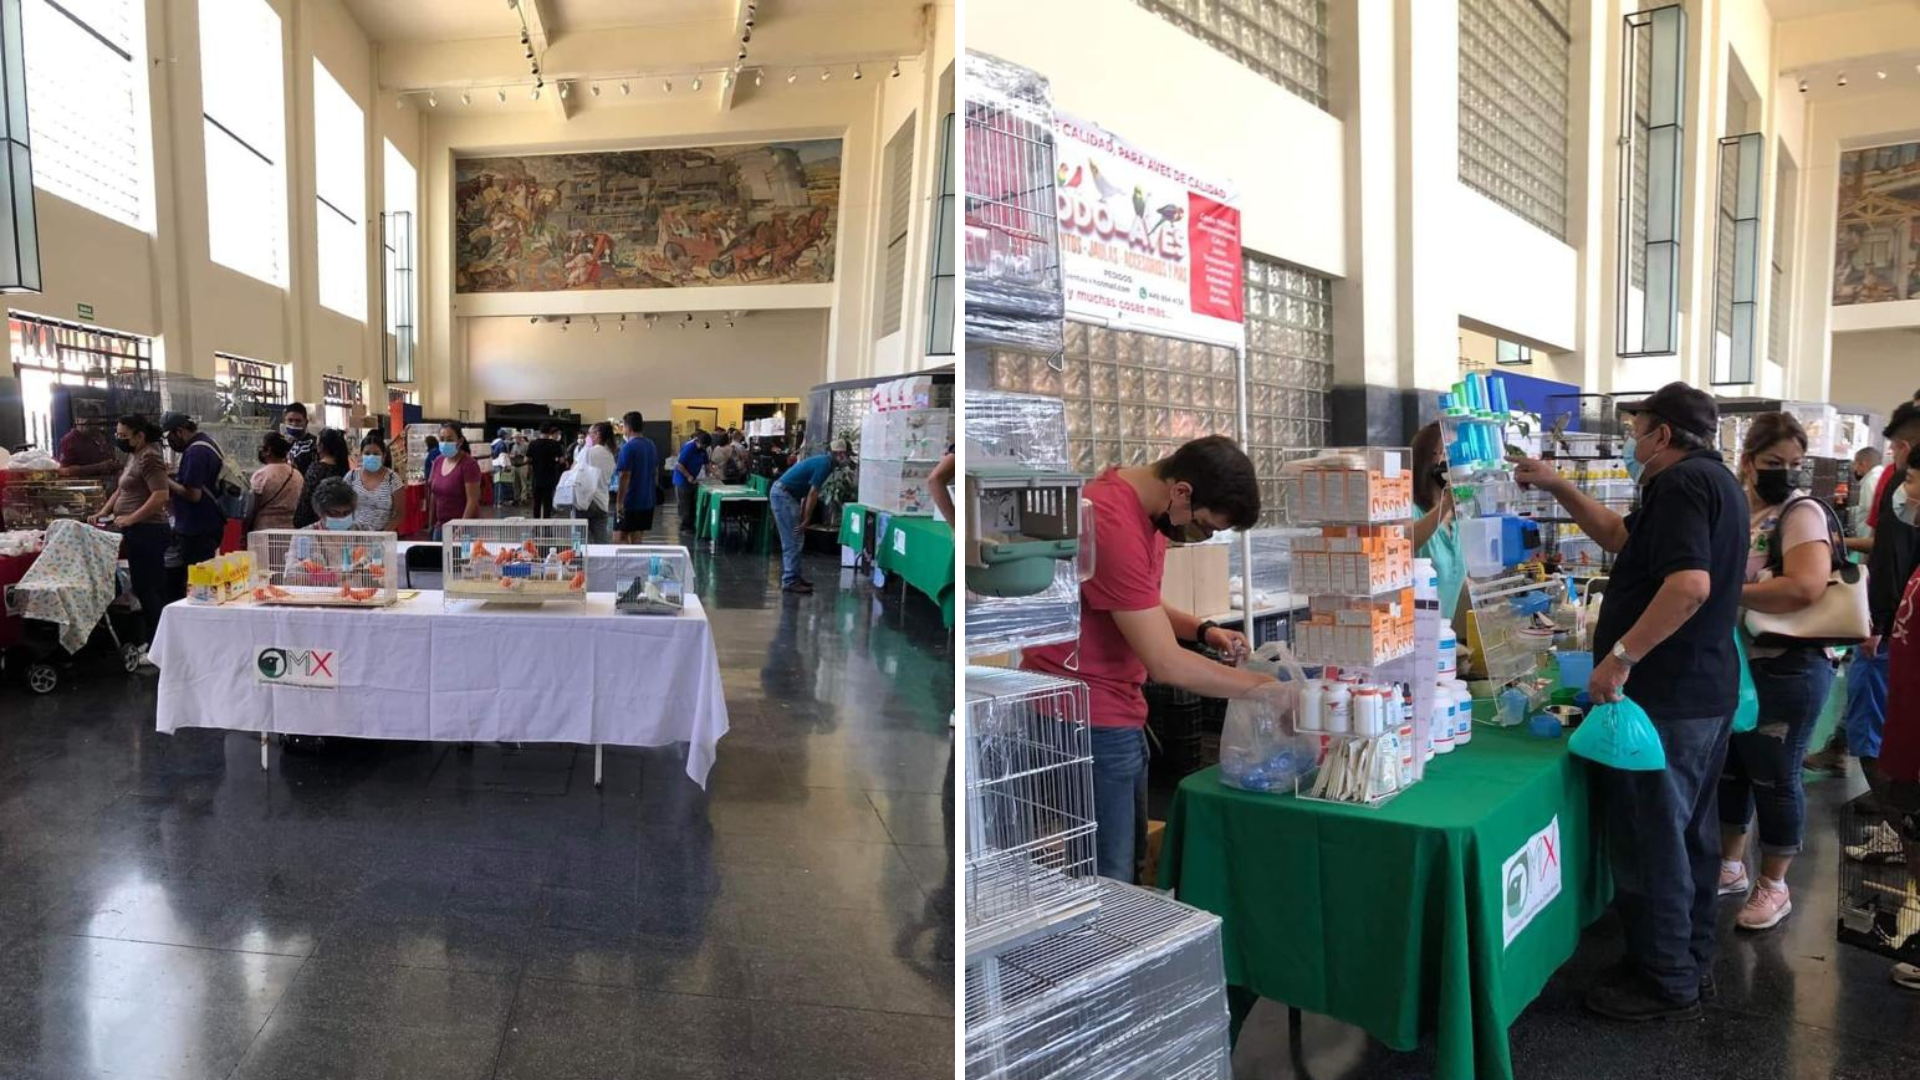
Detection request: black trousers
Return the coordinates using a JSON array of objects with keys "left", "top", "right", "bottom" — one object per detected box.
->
[
  {"left": 164, "top": 529, "right": 223, "bottom": 605},
  {"left": 532, "top": 479, "right": 559, "bottom": 519},
  {"left": 677, "top": 483, "right": 698, "bottom": 531},
  {"left": 121, "top": 522, "right": 170, "bottom": 644}
]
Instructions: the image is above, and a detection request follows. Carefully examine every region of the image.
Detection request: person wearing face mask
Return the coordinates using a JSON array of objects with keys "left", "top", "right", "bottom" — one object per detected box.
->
[
  {"left": 57, "top": 401, "right": 121, "bottom": 479},
  {"left": 303, "top": 477, "right": 360, "bottom": 532},
  {"left": 429, "top": 425, "right": 483, "bottom": 539},
  {"left": 157, "top": 411, "right": 231, "bottom": 603},
  {"left": 1022, "top": 435, "right": 1296, "bottom": 885},
  {"left": 350, "top": 430, "right": 402, "bottom": 531},
  {"left": 246, "top": 431, "right": 305, "bottom": 532},
  {"left": 1410, "top": 421, "right": 1465, "bottom": 622},
  {"left": 1510, "top": 382, "right": 1748, "bottom": 1022},
  {"left": 94, "top": 414, "right": 171, "bottom": 653},
  {"left": 282, "top": 402, "right": 317, "bottom": 475},
  {"left": 767, "top": 439, "right": 849, "bottom": 594},
  {"left": 1870, "top": 452, "right": 1920, "bottom": 994},
  {"left": 1713, "top": 413, "right": 1841, "bottom": 933},
  {"left": 1839, "top": 402, "right": 1920, "bottom": 811}
]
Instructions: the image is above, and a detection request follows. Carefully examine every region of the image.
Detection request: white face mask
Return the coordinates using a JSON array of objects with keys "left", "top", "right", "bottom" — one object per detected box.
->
[{"left": 1896, "top": 485, "right": 1918, "bottom": 528}]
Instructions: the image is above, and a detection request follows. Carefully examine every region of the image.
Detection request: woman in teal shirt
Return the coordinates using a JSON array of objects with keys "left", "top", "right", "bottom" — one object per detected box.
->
[{"left": 1411, "top": 422, "right": 1465, "bottom": 621}]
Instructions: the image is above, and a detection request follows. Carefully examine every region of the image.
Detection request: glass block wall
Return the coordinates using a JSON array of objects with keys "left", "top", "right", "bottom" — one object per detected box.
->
[
  {"left": 983, "top": 253, "right": 1333, "bottom": 532},
  {"left": 1458, "top": 0, "right": 1571, "bottom": 239},
  {"left": 1136, "top": 0, "right": 1329, "bottom": 111}
]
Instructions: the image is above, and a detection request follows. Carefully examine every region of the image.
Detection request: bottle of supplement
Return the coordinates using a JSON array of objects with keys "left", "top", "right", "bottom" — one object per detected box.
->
[
  {"left": 1433, "top": 686, "right": 1456, "bottom": 754},
  {"left": 1324, "top": 681, "right": 1352, "bottom": 734},
  {"left": 1451, "top": 681, "right": 1474, "bottom": 746},
  {"left": 1299, "top": 679, "right": 1325, "bottom": 732}
]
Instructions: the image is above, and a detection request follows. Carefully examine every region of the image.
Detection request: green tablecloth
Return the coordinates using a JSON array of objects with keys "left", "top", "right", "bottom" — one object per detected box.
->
[
  {"left": 697, "top": 486, "right": 766, "bottom": 542},
  {"left": 1159, "top": 726, "right": 1609, "bottom": 1080},
  {"left": 839, "top": 502, "right": 874, "bottom": 550},
  {"left": 748, "top": 474, "right": 771, "bottom": 495},
  {"left": 875, "top": 515, "right": 955, "bottom": 628}
]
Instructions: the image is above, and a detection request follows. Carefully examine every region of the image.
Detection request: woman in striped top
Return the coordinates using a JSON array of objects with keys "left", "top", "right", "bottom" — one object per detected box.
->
[{"left": 351, "top": 430, "right": 403, "bottom": 532}]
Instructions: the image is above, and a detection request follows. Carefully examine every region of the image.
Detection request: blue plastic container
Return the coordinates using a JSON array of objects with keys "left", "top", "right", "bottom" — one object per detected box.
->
[{"left": 1556, "top": 650, "right": 1593, "bottom": 690}]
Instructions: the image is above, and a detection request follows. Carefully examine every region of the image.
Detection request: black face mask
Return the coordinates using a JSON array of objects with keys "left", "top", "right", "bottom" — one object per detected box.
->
[
  {"left": 114, "top": 437, "right": 135, "bottom": 454},
  {"left": 1753, "top": 467, "right": 1804, "bottom": 506},
  {"left": 1153, "top": 512, "right": 1213, "bottom": 543}
]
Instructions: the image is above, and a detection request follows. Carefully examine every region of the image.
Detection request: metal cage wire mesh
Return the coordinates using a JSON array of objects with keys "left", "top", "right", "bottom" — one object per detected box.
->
[
  {"left": 965, "top": 880, "right": 1232, "bottom": 1080},
  {"left": 964, "top": 51, "right": 1064, "bottom": 352},
  {"left": 965, "top": 667, "right": 1099, "bottom": 948}
]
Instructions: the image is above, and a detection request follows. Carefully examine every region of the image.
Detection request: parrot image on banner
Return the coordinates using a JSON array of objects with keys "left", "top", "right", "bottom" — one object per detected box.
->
[
  {"left": 1149, "top": 202, "right": 1185, "bottom": 240},
  {"left": 1131, "top": 185, "right": 1149, "bottom": 230},
  {"left": 1087, "top": 159, "right": 1125, "bottom": 202},
  {"left": 1057, "top": 162, "right": 1084, "bottom": 188}
]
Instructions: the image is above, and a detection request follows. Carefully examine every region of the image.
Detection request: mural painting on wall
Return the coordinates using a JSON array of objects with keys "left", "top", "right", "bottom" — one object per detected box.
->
[
  {"left": 1833, "top": 141, "right": 1920, "bottom": 306},
  {"left": 455, "top": 140, "right": 842, "bottom": 293}
]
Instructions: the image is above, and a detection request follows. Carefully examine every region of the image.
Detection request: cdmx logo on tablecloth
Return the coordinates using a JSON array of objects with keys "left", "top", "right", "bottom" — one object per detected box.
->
[{"left": 255, "top": 647, "right": 338, "bottom": 689}]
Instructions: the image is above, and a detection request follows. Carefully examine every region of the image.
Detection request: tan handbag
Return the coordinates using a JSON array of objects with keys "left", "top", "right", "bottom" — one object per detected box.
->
[{"left": 1743, "top": 497, "right": 1871, "bottom": 648}]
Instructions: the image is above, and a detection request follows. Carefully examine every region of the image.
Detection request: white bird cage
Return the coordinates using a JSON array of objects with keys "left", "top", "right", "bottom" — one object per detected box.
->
[
  {"left": 611, "top": 546, "right": 690, "bottom": 615},
  {"left": 966, "top": 667, "right": 1100, "bottom": 959},
  {"left": 966, "top": 469, "right": 1087, "bottom": 598},
  {"left": 965, "top": 880, "right": 1233, "bottom": 1080},
  {"left": 246, "top": 529, "right": 399, "bottom": 606},
  {"left": 441, "top": 518, "right": 589, "bottom": 605}
]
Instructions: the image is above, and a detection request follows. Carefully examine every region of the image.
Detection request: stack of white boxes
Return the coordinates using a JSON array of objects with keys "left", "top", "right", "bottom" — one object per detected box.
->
[{"left": 858, "top": 376, "right": 951, "bottom": 516}]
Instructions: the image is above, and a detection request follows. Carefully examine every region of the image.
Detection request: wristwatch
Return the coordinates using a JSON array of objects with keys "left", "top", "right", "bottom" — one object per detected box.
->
[
  {"left": 1610, "top": 641, "right": 1639, "bottom": 667},
  {"left": 1196, "top": 620, "right": 1221, "bottom": 646}
]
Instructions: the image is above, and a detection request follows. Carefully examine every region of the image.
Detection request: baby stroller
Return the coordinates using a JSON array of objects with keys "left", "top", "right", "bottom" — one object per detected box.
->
[{"left": 1, "top": 519, "right": 144, "bottom": 694}]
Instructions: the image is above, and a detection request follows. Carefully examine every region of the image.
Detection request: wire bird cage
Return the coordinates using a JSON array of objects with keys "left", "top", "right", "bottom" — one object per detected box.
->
[
  {"left": 246, "top": 530, "right": 399, "bottom": 606},
  {"left": 1837, "top": 794, "right": 1920, "bottom": 964},
  {"left": 964, "top": 51, "right": 1064, "bottom": 353},
  {"left": 966, "top": 667, "right": 1100, "bottom": 959},
  {"left": 611, "top": 546, "right": 689, "bottom": 615},
  {"left": 441, "top": 518, "right": 589, "bottom": 605},
  {"left": 965, "top": 879, "right": 1233, "bottom": 1080},
  {"left": 0, "top": 476, "right": 107, "bottom": 529}
]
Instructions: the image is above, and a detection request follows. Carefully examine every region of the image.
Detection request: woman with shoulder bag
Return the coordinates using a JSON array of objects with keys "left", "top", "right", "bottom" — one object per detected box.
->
[
  {"left": 1718, "top": 412, "right": 1848, "bottom": 930},
  {"left": 247, "top": 431, "right": 305, "bottom": 532}
]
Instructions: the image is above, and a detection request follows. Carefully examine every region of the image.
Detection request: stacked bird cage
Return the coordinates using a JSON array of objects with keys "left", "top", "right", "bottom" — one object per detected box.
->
[
  {"left": 966, "top": 667, "right": 1101, "bottom": 957},
  {"left": 245, "top": 530, "right": 399, "bottom": 606},
  {"left": 1837, "top": 793, "right": 1920, "bottom": 965},
  {"left": 965, "top": 879, "right": 1233, "bottom": 1080}
]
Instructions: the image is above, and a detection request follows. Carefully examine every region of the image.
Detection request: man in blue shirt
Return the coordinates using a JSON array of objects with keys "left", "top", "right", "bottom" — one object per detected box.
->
[
  {"left": 770, "top": 440, "right": 850, "bottom": 594},
  {"left": 674, "top": 431, "right": 713, "bottom": 534},
  {"left": 158, "top": 411, "right": 229, "bottom": 602},
  {"left": 615, "top": 411, "right": 661, "bottom": 542}
]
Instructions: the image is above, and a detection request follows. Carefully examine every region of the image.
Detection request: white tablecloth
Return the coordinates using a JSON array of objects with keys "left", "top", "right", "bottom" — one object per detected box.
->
[
  {"left": 149, "top": 590, "right": 729, "bottom": 786},
  {"left": 398, "top": 542, "right": 683, "bottom": 592}
]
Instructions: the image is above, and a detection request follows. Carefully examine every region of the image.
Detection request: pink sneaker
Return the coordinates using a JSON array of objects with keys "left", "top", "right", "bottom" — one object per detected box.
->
[
  {"left": 1717, "top": 861, "right": 1751, "bottom": 897},
  {"left": 1736, "top": 882, "right": 1792, "bottom": 930}
]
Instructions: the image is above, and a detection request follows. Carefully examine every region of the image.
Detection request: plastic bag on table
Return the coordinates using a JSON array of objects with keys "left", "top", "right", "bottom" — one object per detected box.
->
[
  {"left": 1220, "top": 642, "right": 1317, "bottom": 793},
  {"left": 1732, "top": 629, "right": 1759, "bottom": 734},
  {"left": 1568, "top": 694, "right": 1668, "bottom": 771}
]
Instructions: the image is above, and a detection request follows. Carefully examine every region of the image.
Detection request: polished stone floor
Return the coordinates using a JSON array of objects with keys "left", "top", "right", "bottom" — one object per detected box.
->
[
  {"left": 0, "top": 522, "right": 955, "bottom": 1079},
  {"left": 1229, "top": 766, "right": 1920, "bottom": 1079}
]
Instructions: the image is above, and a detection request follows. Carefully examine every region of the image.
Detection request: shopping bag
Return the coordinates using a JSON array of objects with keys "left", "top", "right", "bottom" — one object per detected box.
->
[
  {"left": 1567, "top": 694, "right": 1668, "bottom": 771},
  {"left": 1732, "top": 630, "right": 1759, "bottom": 734}
]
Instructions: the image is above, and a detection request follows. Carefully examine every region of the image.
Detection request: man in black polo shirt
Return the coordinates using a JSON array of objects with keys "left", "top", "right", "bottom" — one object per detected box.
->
[{"left": 1512, "top": 381, "right": 1748, "bottom": 1022}]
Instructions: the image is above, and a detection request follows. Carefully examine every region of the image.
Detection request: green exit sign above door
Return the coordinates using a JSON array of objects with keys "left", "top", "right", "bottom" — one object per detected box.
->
[{"left": 76, "top": 303, "right": 94, "bottom": 322}]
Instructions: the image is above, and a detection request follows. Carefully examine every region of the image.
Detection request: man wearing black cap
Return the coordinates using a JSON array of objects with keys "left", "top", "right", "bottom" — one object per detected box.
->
[
  {"left": 158, "top": 411, "right": 230, "bottom": 602},
  {"left": 1512, "top": 381, "right": 1749, "bottom": 1022}
]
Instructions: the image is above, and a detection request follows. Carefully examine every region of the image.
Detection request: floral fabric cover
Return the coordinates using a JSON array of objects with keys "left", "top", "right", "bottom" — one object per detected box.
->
[{"left": 17, "top": 518, "right": 122, "bottom": 652}]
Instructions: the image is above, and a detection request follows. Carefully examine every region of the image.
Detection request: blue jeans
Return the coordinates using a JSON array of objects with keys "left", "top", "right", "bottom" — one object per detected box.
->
[
  {"left": 1845, "top": 644, "right": 1890, "bottom": 760},
  {"left": 1090, "top": 726, "right": 1149, "bottom": 883},
  {"left": 770, "top": 486, "right": 804, "bottom": 585},
  {"left": 1719, "top": 646, "right": 1833, "bottom": 857},
  {"left": 1598, "top": 713, "right": 1732, "bottom": 1002}
]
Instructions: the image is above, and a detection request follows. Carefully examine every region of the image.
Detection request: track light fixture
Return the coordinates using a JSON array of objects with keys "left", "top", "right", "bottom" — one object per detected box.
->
[
  {"left": 461, "top": 91, "right": 472, "bottom": 105},
  {"left": 1838, "top": 72, "right": 1849, "bottom": 87},
  {"left": 663, "top": 78, "right": 673, "bottom": 93},
  {"left": 558, "top": 82, "right": 569, "bottom": 99},
  {"left": 1878, "top": 70, "right": 1888, "bottom": 80},
  {"left": 1797, "top": 77, "right": 1808, "bottom": 93},
  {"left": 755, "top": 69, "right": 764, "bottom": 87},
  {"left": 703, "top": 320, "right": 712, "bottom": 330},
  {"left": 531, "top": 86, "right": 540, "bottom": 100},
  {"left": 591, "top": 83, "right": 601, "bottom": 97},
  {"left": 591, "top": 317, "right": 600, "bottom": 333},
  {"left": 498, "top": 88, "right": 507, "bottom": 103},
  {"left": 692, "top": 75, "right": 703, "bottom": 91},
  {"left": 787, "top": 69, "right": 797, "bottom": 84},
  {"left": 618, "top": 314, "right": 627, "bottom": 332},
  {"left": 821, "top": 67, "right": 832, "bottom": 81},
  {"left": 892, "top": 59, "right": 901, "bottom": 78},
  {"left": 853, "top": 64, "right": 863, "bottom": 81},
  {"left": 621, "top": 81, "right": 631, "bottom": 96},
  {"left": 427, "top": 92, "right": 437, "bottom": 108},
  {"left": 529, "top": 317, "right": 538, "bottom": 324}
]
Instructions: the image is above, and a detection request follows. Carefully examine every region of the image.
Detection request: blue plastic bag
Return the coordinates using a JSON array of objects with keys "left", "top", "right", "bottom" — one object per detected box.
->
[
  {"left": 1568, "top": 694, "right": 1668, "bottom": 771},
  {"left": 1732, "top": 630, "right": 1759, "bottom": 735}
]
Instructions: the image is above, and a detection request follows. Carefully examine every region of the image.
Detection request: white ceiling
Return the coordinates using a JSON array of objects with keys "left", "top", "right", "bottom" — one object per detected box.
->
[
  {"left": 1766, "top": 0, "right": 1908, "bottom": 20},
  {"left": 1784, "top": 47, "right": 1920, "bottom": 99},
  {"left": 342, "top": 0, "right": 923, "bottom": 45}
]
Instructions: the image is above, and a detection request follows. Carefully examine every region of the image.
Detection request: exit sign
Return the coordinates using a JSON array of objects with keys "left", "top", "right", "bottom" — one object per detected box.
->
[{"left": 76, "top": 303, "right": 94, "bottom": 322}]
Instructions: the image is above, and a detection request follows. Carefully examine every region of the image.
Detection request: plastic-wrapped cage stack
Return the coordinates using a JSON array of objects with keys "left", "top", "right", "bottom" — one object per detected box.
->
[
  {"left": 966, "top": 880, "right": 1233, "bottom": 1080},
  {"left": 965, "top": 392, "right": 1085, "bottom": 655}
]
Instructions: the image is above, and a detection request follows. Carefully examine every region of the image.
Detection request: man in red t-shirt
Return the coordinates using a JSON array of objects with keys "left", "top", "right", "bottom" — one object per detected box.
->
[{"left": 1025, "top": 436, "right": 1293, "bottom": 882}]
